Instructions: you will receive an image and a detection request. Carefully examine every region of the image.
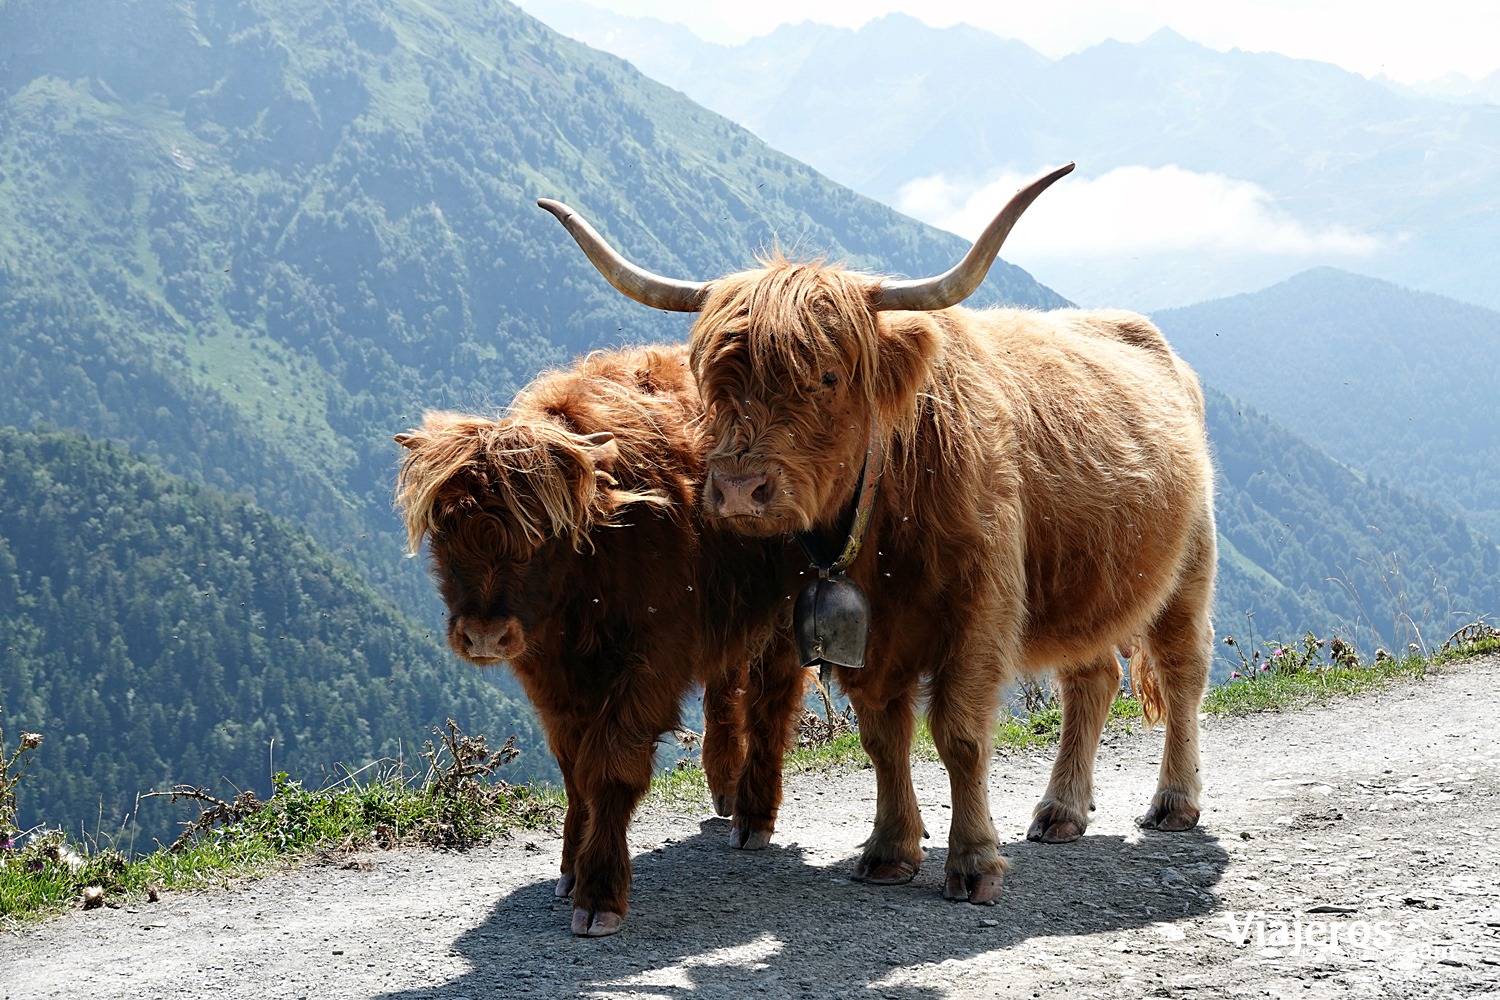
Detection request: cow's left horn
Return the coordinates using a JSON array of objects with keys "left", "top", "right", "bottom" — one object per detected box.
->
[
  {"left": 538, "top": 199, "right": 710, "bottom": 313},
  {"left": 871, "top": 163, "right": 1074, "bottom": 313}
]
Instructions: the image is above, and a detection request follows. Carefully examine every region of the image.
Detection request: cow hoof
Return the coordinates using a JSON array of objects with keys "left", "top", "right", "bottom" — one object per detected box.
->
[
  {"left": 1139, "top": 810, "right": 1199, "bottom": 832},
  {"left": 554, "top": 873, "right": 576, "bottom": 898},
  {"left": 944, "top": 871, "right": 1005, "bottom": 905},
  {"left": 1137, "top": 791, "right": 1200, "bottom": 832},
  {"left": 713, "top": 792, "right": 735, "bottom": 818},
  {"left": 852, "top": 857, "right": 920, "bottom": 885},
  {"left": 728, "top": 825, "right": 772, "bottom": 851},
  {"left": 1027, "top": 799, "right": 1088, "bottom": 843},
  {"left": 1025, "top": 816, "right": 1084, "bottom": 843},
  {"left": 571, "top": 907, "right": 624, "bottom": 937}
]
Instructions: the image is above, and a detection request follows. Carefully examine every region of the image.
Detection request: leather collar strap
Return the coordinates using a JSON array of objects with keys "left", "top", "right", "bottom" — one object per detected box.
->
[{"left": 796, "top": 419, "right": 884, "bottom": 577}]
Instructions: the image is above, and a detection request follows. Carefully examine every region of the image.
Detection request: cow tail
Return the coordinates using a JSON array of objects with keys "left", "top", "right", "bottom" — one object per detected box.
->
[{"left": 1126, "top": 638, "right": 1165, "bottom": 730}]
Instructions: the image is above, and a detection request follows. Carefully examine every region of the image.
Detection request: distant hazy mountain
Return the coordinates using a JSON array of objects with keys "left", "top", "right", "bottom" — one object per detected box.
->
[
  {"left": 519, "top": 1, "right": 1500, "bottom": 313},
  {"left": 1379, "top": 69, "right": 1500, "bottom": 106},
  {"left": 1155, "top": 268, "right": 1500, "bottom": 540}
]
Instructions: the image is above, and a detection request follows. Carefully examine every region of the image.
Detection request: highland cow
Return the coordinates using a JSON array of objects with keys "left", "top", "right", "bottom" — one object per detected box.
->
[
  {"left": 541, "top": 164, "right": 1216, "bottom": 905},
  {"left": 395, "top": 346, "right": 805, "bottom": 935}
]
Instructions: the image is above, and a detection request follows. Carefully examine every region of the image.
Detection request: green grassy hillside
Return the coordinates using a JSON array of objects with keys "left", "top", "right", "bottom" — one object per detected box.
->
[
  {"left": 0, "top": 0, "right": 1062, "bottom": 585},
  {"left": 0, "top": 0, "right": 1062, "bottom": 842}
]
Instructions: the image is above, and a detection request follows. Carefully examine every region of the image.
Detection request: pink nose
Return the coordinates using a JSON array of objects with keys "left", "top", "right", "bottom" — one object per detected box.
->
[
  {"left": 453, "top": 617, "right": 524, "bottom": 662},
  {"left": 709, "top": 470, "right": 776, "bottom": 517}
]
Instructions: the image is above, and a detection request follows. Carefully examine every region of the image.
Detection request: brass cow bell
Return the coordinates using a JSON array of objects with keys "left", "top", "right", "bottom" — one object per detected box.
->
[{"left": 793, "top": 573, "right": 870, "bottom": 671}]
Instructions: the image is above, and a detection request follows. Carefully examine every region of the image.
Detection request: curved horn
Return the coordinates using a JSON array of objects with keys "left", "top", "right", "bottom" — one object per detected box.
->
[
  {"left": 871, "top": 162, "right": 1075, "bottom": 312},
  {"left": 537, "top": 199, "right": 710, "bottom": 313}
]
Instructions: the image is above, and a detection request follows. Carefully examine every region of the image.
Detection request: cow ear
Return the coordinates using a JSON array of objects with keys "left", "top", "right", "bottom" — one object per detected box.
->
[
  {"left": 394, "top": 432, "right": 421, "bottom": 449},
  {"left": 576, "top": 430, "right": 670, "bottom": 514},
  {"left": 872, "top": 313, "right": 940, "bottom": 425},
  {"left": 578, "top": 430, "right": 619, "bottom": 474}
]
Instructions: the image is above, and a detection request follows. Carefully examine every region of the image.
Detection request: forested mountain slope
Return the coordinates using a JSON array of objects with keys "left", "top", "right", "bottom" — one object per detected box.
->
[
  {"left": 0, "top": 427, "right": 542, "bottom": 847},
  {"left": 1156, "top": 268, "right": 1500, "bottom": 539},
  {"left": 1204, "top": 389, "right": 1498, "bottom": 658},
  {"left": 0, "top": 0, "right": 1060, "bottom": 842}
]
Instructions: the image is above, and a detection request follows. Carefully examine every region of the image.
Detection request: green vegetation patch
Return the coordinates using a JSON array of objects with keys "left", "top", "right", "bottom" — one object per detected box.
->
[
  {"left": 0, "top": 721, "right": 560, "bottom": 927},
  {"left": 1205, "top": 624, "right": 1500, "bottom": 715}
]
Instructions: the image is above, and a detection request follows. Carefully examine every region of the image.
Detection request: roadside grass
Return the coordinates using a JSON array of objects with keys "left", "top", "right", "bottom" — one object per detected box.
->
[
  {"left": 0, "top": 723, "right": 561, "bottom": 928},
  {"left": 1205, "top": 624, "right": 1499, "bottom": 715},
  {"left": 4, "top": 625, "right": 1496, "bottom": 925}
]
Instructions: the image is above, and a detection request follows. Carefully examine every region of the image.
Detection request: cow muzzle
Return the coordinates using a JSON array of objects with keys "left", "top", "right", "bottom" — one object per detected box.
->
[
  {"left": 450, "top": 616, "right": 525, "bottom": 664},
  {"left": 707, "top": 468, "right": 779, "bottom": 518}
]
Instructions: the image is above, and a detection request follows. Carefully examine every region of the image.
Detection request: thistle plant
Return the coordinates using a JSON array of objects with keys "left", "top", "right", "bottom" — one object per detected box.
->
[
  {"left": 1, "top": 722, "right": 44, "bottom": 848},
  {"left": 1223, "top": 631, "right": 1363, "bottom": 681}
]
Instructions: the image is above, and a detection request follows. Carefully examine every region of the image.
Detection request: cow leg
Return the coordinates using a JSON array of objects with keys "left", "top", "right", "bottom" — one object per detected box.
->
[
  {"left": 848, "top": 684, "right": 925, "bottom": 885},
  {"left": 703, "top": 657, "right": 750, "bottom": 819},
  {"left": 1027, "top": 655, "right": 1120, "bottom": 843},
  {"left": 569, "top": 734, "right": 655, "bottom": 937},
  {"left": 927, "top": 668, "right": 1008, "bottom": 904},
  {"left": 555, "top": 763, "right": 587, "bottom": 899},
  {"left": 728, "top": 637, "right": 804, "bottom": 851},
  {"left": 548, "top": 729, "right": 587, "bottom": 900},
  {"left": 1138, "top": 533, "right": 1213, "bottom": 831}
]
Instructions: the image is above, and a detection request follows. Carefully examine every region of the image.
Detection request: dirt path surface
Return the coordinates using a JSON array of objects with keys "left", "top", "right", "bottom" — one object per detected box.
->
[{"left": 5, "top": 656, "right": 1499, "bottom": 999}]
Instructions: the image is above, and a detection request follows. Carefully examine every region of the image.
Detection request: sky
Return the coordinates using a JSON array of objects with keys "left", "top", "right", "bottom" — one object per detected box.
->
[{"left": 553, "top": 0, "right": 1499, "bottom": 84}]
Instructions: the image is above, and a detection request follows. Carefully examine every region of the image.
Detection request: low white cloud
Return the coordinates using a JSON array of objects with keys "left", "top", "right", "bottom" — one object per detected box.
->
[{"left": 897, "top": 164, "right": 1383, "bottom": 259}]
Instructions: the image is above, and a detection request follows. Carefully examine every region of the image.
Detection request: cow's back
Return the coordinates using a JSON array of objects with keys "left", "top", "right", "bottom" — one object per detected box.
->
[
  {"left": 514, "top": 345, "right": 701, "bottom": 501},
  {"left": 916, "top": 307, "right": 1214, "bottom": 664}
]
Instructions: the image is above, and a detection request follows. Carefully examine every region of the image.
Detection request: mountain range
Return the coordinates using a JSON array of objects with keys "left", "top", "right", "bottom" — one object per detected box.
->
[
  {"left": 0, "top": 0, "right": 1495, "bottom": 841},
  {"left": 0, "top": 0, "right": 1057, "bottom": 840},
  {"left": 0, "top": 0, "right": 1063, "bottom": 674},
  {"left": 518, "top": 0, "right": 1500, "bottom": 314}
]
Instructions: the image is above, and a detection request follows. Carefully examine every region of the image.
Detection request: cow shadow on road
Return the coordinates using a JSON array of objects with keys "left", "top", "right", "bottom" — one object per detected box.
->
[{"left": 375, "top": 814, "right": 1229, "bottom": 1000}]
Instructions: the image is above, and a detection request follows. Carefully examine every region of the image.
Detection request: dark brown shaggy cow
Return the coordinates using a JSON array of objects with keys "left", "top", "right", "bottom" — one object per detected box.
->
[
  {"left": 395, "top": 346, "right": 805, "bottom": 935},
  {"left": 541, "top": 165, "right": 1216, "bottom": 905}
]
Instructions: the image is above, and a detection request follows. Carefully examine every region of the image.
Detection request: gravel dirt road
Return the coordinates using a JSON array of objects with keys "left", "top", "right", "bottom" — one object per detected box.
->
[{"left": 4, "top": 655, "right": 1498, "bottom": 999}]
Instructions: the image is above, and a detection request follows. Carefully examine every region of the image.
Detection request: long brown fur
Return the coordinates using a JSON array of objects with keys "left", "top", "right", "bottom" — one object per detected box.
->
[
  {"left": 395, "top": 345, "right": 805, "bottom": 936},
  {"left": 688, "top": 261, "right": 1216, "bottom": 902}
]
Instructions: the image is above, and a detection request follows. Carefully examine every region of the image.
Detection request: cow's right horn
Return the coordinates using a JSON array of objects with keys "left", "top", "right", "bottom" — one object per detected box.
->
[
  {"left": 538, "top": 199, "right": 710, "bottom": 313},
  {"left": 871, "top": 162, "right": 1074, "bottom": 313}
]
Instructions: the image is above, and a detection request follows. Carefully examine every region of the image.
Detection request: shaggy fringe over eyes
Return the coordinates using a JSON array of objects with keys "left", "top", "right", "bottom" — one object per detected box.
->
[
  {"left": 691, "top": 254, "right": 883, "bottom": 405},
  {"left": 394, "top": 411, "right": 669, "bottom": 557}
]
